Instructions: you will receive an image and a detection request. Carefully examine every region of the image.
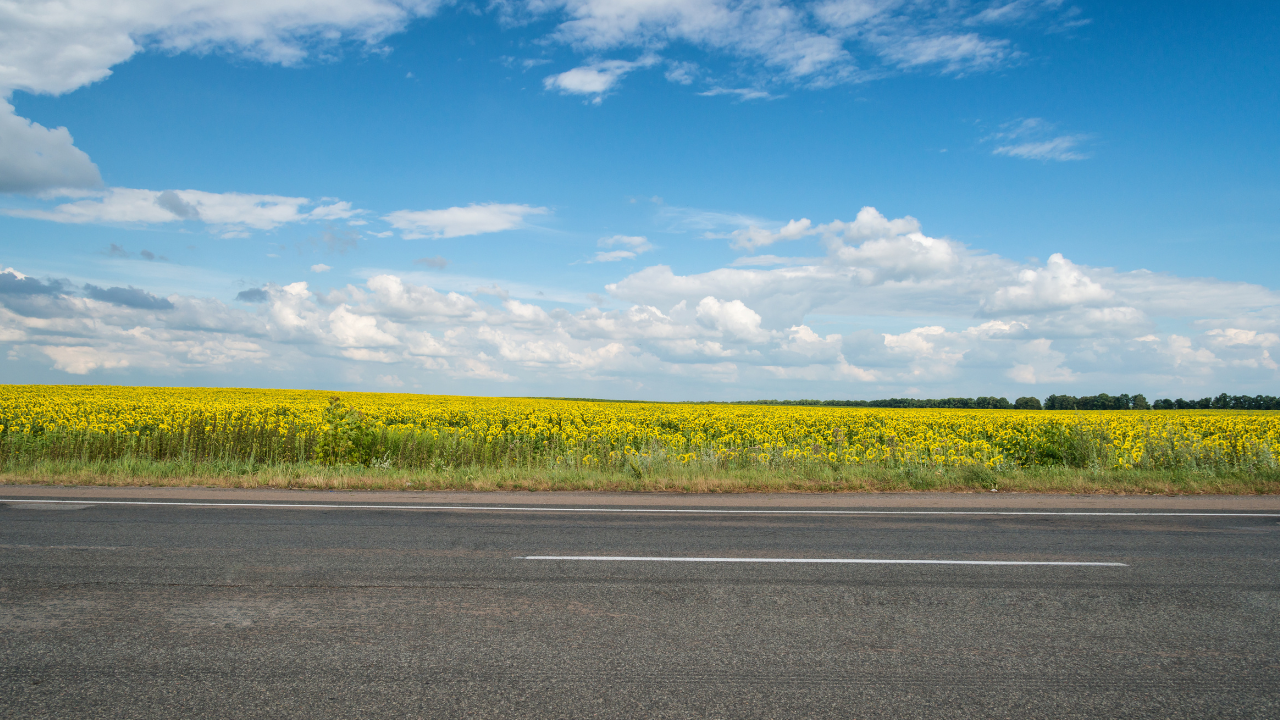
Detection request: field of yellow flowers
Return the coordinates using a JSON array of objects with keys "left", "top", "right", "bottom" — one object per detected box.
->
[{"left": 3, "top": 386, "right": 1279, "bottom": 486}]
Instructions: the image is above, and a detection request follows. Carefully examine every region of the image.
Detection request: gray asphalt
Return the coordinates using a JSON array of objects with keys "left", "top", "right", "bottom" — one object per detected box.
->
[{"left": 1, "top": 495, "right": 1277, "bottom": 718}]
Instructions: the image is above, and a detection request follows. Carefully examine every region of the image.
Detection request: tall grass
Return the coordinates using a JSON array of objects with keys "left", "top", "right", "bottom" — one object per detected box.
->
[{"left": 4, "top": 457, "right": 1276, "bottom": 495}]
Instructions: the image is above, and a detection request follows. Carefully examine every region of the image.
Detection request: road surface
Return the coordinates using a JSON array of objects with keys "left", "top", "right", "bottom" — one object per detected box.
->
[{"left": 2, "top": 488, "right": 1277, "bottom": 718}]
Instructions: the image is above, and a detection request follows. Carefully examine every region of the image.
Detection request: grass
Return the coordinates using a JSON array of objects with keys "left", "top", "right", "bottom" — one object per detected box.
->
[{"left": 3, "top": 457, "right": 1277, "bottom": 495}]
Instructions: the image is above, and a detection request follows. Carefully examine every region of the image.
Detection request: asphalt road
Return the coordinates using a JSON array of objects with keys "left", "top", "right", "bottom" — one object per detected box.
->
[{"left": 1, "top": 491, "right": 1277, "bottom": 718}]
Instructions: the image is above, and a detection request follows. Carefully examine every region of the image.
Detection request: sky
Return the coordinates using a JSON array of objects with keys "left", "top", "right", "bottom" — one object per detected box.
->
[{"left": 1, "top": 0, "right": 1278, "bottom": 401}]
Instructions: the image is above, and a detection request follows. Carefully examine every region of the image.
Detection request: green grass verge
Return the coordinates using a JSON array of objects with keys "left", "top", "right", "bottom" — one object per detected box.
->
[{"left": 2, "top": 458, "right": 1278, "bottom": 494}]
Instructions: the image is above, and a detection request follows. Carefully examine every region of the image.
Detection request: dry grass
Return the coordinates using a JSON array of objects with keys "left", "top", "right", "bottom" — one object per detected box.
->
[{"left": 3, "top": 459, "right": 1277, "bottom": 495}]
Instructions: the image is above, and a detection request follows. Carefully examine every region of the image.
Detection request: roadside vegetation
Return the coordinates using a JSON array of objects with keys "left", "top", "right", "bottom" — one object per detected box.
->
[{"left": 2, "top": 385, "right": 1277, "bottom": 494}]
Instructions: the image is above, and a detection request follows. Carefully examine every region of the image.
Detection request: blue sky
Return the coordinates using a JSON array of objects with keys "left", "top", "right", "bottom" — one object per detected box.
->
[{"left": 1, "top": 0, "right": 1278, "bottom": 400}]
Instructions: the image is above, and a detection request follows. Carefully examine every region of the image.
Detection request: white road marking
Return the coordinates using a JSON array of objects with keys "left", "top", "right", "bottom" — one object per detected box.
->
[
  {"left": 520, "top": 556, "right": 1128, "bottom": 566},
  {"left": 1, "top": 498, "right": 1277, "bottom": 517}
]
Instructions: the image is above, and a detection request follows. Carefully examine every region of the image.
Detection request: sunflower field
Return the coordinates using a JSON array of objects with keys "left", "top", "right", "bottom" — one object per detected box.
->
[{"left": 2, "top": 385, "right": 1278, "bottom": 477}]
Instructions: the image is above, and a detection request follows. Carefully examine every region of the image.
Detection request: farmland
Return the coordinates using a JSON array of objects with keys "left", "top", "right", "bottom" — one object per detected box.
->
[{"left": 2, "top": 385, "right": 1278, "bottom": 494}]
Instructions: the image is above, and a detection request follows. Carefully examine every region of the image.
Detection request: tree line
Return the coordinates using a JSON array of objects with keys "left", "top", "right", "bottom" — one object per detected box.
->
[{"left": 732, "top": 393, "right": 1280, "bottom": 410}]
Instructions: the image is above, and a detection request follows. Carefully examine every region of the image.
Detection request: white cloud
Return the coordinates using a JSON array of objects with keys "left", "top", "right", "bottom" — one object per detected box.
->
[
  {"left": 968, "top": 0, "right": 1038, "bottom": 25},
  {"left": 5, "top": 187, "right": 355, "bottom": 231},
  {"left": 822, "top": 208, "right": 961, "bottom": 282},
  {"left": 812, "top": 0, "right": 898, "bottom": 29},
  {"left": 0, "top": 99, "right": 102, "bottom": 193},
  {"left": 1005, "top": 338, "right": 1076, "bottom": 384},
  {"left": 327, "top": 305, "right": 399, "bottom": 348},
  {"left": 883, "top": 325, "right": 968, "bottom": 379},
  {"left": 664, "top": 60, "right": 698, "bottom": 84},
  {"left": 309, "top": 201, "right": 360, "bottom": 220},
  {"left": 453, "top": 357, "right": 514, "bottom": 381},
  {"left": 966, "top": 0, "right": 1092, "bottom": 30},
  {"left": 1165, "top": 334, "right": 1220, "bottom": 369},
  {"left": 4, "top": 195, "right": 1276, "bottom": 397},
  {"left": 994, "top": 135, "right": 1091, "bottom": 161},
  {"left": 361, "top": 274, "right": 479, "bottom": 318},
  {"left": 0, "top": 1, "right": 1079, "bottom": 199},
  {"left": 525, "top": 0, "right": 1061, "bottom": 93},
  {"left": 39, "top": 345, "right": 131, "bottom": 374},
  {"left": 696, "top": 296, "right": 772, "bottom": 343},
  {"left": 383, "top": 203, "right": 550, "bottom": 239},
  {"left": 0, "top": 1, "right": 446, "bottom": 195},
  {"left": 698, "top": 86, "right": 777, "bottom": 101},
  {"left": 712, "top": 207, "right": 960, "bottom": 286},
  {"left": 0, "top": 0, "right": 446, "bottom": 98},
  {"left": 875, "top": 33, "right": 1013, "bottom": 74},
  {"left": 1202, "top": 329, "right": 1279, "bottom": 371},
  {"left": 543, "top": 55, "right": 660, "bottom": 102},
  {"left": 779, "top": 324, "right": 842, "bottom": 359},
  {"left": 311, "top": 264, "right": 332, "bottom": 273},
  {"left": 989, "top": 118, "right": 1092, "bottom": 161},
  {"left": 1206, "top": 328, "right": 1280, "bottom": 348},
  {"left": 984, "top": 253, "right": 1112, "bottom": 313},
  {"left": 729, "top": 218, "right": 812, "bottom": 250},
  {"left": 729, "top": 254, "right": 819, "bottom": 267},
  {"left": 541, "top": 0, "right": 852, "bottom": 84},
  {"left": 591, "top": 250, "right": 641, "bottom": 262},
  {"left": 589, "top": 234, "right": 653, "bottom": 262}
]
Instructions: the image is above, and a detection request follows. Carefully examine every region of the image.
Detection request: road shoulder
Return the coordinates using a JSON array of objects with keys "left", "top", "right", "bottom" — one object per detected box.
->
[{"left": 2, "top": 483, "right": 1278, "bottom": 510}]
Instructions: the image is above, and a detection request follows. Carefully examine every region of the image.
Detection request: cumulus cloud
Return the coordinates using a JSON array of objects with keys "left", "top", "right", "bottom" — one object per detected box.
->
[
  {"left": 3, "top": 195, "right": 1276, "bottom": 396},
  {"left": 1206, "top": 328, "right": 1279, "bottom": 348},
  {"left": 83, "top": 284, "right": 174, "bottom": 310},
  {"left": 0, "top": 267, "right": 68, "bottom": 295},
  {"left": 543, "top": 55, "right": 660, "bottom": 102},
  {"left": 595, "top": 205, "right": 1280, "bottom": 395},
  {"left": 729, "top": 219, "right": 813, "bottom": 250},
  {"left": 984, "top": 253, "right": 1112, "bottom": 313},
  {"left": 1006, "top": 338, "right": 1077, "bottom": 384},
  {"left": 696, "top": 296, "right": 773, "bottom": 343},
  {"left": 0, "top": 100, "right": 102, "bottom": 193},
  {"left": 717, "top": 207, "right": 961, "bottom": 287},
  {"left": 383, "top": 203, "right": 550, "bottom": 239}
]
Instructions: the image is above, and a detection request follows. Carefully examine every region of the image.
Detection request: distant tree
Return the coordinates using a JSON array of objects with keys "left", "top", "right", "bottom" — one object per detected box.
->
[
  {"left": 1075, "top": 393, "right": 1133, "bottom": 410},
  {"left": 974, "top": 396, "right": 1013, "bottom": 409},
  {"left": 728, "top": 393, "right": 1277, "bottom": 410}
]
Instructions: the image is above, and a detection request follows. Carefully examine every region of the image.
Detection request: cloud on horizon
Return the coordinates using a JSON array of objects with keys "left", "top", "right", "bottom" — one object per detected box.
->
[
  {"left": 383, "top": 203, "right": 550, "bottom": 239},
  {"left": 3, "top": 205, "right": 1275, "bottom": 398}
]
